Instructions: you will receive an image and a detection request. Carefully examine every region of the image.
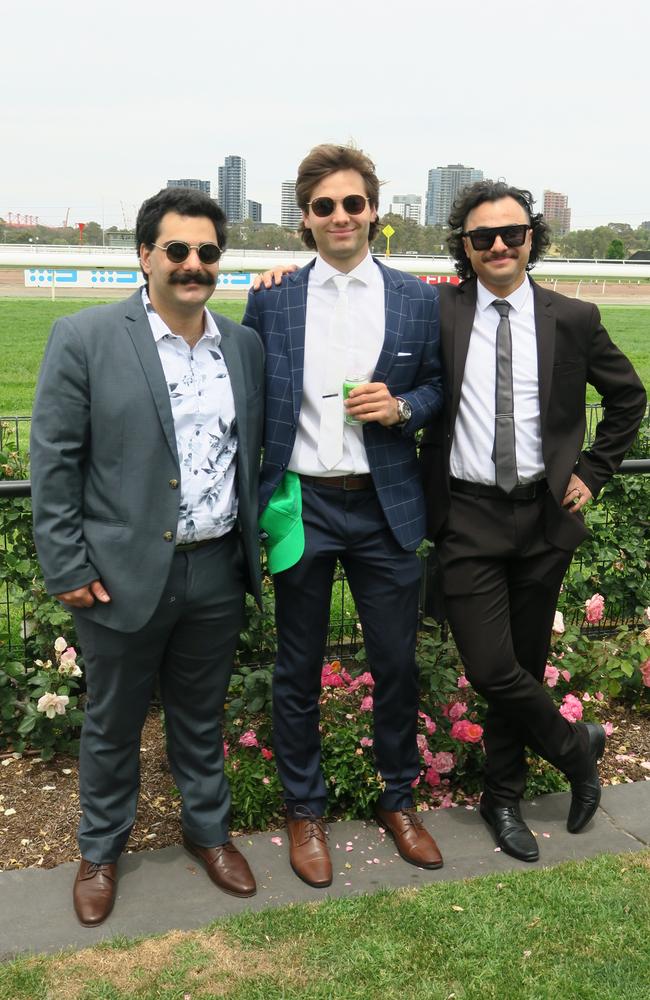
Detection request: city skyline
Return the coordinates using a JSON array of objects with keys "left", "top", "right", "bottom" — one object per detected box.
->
[{"left": 2, "top": 0, "right": 648, "bottom": 233}]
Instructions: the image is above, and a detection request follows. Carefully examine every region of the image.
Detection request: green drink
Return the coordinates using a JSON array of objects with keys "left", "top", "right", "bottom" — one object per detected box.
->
[{"left": 343, "top": 375, "right": 367, "bottom": 425}]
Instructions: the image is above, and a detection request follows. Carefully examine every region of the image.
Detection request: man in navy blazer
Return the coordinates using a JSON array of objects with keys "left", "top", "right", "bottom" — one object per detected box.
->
[{"left": 244, "top": 144, "right": 444, "bottom": 886}]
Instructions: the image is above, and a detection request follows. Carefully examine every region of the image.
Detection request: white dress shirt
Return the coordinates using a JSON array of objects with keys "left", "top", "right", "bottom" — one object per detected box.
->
[
  {"left": 449, "top": 276, "right": 545, "bottom": 485},
  {"left": 142, "top": 288, "right": 238, "bottom": 543},
  {"left": 288, "top": 252, "right": 385, "bottom": 476}
]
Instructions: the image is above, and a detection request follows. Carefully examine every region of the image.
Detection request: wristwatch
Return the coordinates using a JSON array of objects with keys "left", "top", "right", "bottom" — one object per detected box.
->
[{"left": 395, "top": 397, "right": 412, "bottom": 425}]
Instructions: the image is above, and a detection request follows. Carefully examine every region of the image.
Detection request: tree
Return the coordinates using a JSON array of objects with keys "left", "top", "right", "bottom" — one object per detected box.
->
[{"left": 606, "top": 239, "right": 626, "bottom": 259}]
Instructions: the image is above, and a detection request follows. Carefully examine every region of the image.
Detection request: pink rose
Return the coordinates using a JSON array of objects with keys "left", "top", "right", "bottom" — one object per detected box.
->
[
  {"left": 321, "top": 666, "right": 345, "bottom": 688},
  {"left": 223, "top": 740, "right": 229, "bottom": 759},
  {"left": 559, "top": 694, "right": 583, "bottom": 723},
  {"left": 416, "top": 733, "right": 429, "bottom": 755},
  {"left": 239, "top": 730, "right": 259, "bottom": 748},
  {"left": 544, "top": 664, "right": 560, "bottom": 688},
  {"left": 431, "top": 751, "right": 455, "bottom": 774},
  {"left": 450, "top": 720, "right": 483, "bottom": 744},
  {"left": 594, "top": 691, "right": 604, "bottom": 701},
  {"left": 261, "top": 747, "right": 273, "bottom": 760},
  {"left": 423, "top": 749, "right": 434, "bottom": 767},
  {"left": 424, "top": 767, "right": 441, "bottom": 787},
  {"left": 584, "top": 593, "right": 605, "bottom": 624},
  {"left": 438, "top": 793, "right": 454, "bottom": 809},
  {"left": 641, "top": 658, "right": 650, "bottom": 687},
  {"left": 457, "top": 674, "right": 470, "bottom": 689},
  {"left": 560, "top": 669, "right": 571, "bottom": 682},
  {"left": 349, "top": 671, "right": 374, "bottom": 691},
  {"left": 448, "top": 701, "right": 468, "bottom": 722},
  {"left": 603, "top": 721, "right": 614, "bottom": 736},
  {"left": 552, "top": 611, "right": 565, "bottom": 634},
  {"left": 418, "top": 710, "right": 437, "bottom": 734},
  {"left": 360, "top": 736, "right": 374, "bottom": 748},
  {"left": 360, "top": 695, "right": 373, "bottom": 712}
]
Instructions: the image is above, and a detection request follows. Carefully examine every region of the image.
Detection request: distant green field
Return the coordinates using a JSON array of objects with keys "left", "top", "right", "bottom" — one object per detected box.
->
[{"left": 0, "top": 298, "right": 648, "bottom": 415}]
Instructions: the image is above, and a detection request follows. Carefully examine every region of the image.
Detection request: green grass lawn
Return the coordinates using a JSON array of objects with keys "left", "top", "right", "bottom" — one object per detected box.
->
[
  {"left": 0, "top": 299, "right": 648, "bottom": 416},
  {"left": 1, "top": 851, "right": 648, "bottom": 999}
]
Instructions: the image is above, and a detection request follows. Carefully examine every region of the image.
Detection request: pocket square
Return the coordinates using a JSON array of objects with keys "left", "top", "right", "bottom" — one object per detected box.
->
[{"left": 397, "top": 352, "right": 412, "bottom": 357}]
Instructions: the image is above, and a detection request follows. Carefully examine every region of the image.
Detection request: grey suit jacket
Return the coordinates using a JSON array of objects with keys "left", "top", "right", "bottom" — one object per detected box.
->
[{"left": 30, "top": 290, "right": 264, "bottom": 632}]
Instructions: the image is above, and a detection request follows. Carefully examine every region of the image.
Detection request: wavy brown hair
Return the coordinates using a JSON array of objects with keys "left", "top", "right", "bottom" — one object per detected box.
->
[
  {"left": 295, "top": 144, "right": 381, "bottom": 249},
  {"left": 447, "top": 181, "right": 550, "bottom": 280}
]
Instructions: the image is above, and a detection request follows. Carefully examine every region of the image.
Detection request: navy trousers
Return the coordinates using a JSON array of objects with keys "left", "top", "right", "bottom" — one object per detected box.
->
[{"left": 272, "top": 481, "right": 422, "bottom": 817}]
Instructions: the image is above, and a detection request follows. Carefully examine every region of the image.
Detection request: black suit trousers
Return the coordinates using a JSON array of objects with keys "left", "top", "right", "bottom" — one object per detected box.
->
[{"left": 436, "top": 489, "right": 589, "bottom": 804}]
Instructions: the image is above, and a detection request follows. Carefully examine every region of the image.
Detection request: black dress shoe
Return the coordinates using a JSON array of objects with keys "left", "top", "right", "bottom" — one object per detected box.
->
[
  {"left": 479, "top": 795, "right": 539, "bottom": 862},
  {"left": 567, "top": 722, "right": 606, "bottom": 834}
]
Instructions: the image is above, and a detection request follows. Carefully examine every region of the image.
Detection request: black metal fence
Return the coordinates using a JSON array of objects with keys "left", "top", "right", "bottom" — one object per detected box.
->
[{"left": 2, "top": 408, "right": 649, "bottom": 662}]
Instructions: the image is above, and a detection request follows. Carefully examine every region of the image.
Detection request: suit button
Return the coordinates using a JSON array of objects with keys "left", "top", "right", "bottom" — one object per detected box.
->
[
  {"left": 169, "top": 479, "right": 179, "bottom": 489},
  {"left": 163, "top": 531, "right": 174, "bottom": 542}
]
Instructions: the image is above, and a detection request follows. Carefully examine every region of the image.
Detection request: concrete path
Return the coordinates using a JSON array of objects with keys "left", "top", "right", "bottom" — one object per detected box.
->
[{"left": 1, "top": 782, "right": 647, "bottom": 961}]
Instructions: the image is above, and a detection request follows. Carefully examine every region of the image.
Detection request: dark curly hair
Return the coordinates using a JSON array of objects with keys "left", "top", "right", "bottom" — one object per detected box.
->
[
  {"left": 446, "top": 181, "right": 550, "bottom": 280},
  {"left": 294, "top": 144, "right": 381, "bottom": 249}
]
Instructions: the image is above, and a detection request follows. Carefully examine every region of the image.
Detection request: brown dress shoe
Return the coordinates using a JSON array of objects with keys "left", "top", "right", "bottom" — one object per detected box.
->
[
  {"left": 73, "top": 859, "right": 118, "bottom": 927},
  {"left": 376, "top": 807, "right": 443, "bottom": 870},
  {"left": 287, "top": 809, "right": 332, "bottom": 887},
  {"left": 183, "top": 836, "right": 256, "bottom": 897}
]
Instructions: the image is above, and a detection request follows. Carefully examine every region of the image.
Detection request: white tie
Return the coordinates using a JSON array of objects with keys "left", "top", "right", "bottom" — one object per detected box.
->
[{"left": 317, "top": 274, "right": 352, "bottom": 470}]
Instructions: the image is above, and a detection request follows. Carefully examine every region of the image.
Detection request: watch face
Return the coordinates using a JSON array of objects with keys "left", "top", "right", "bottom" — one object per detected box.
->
[{"left": 398, "top": 398, "right": 412, "bottom": 422}]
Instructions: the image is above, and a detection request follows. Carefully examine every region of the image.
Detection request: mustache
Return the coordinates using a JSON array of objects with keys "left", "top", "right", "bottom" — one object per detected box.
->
[{"left": 169, "top": 271, "right": 215, "bottom": 286}]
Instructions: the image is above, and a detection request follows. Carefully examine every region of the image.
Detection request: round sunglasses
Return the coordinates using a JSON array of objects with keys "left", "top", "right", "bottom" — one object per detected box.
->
[
  {"left": 307, "top": 195, "right": 370, "bottom": 218},
  {"left": 152, "top": 241, "right": 222, "bottom": 264},
  {"left": 462, "top": 224, "right": 531, "bottom": 251}
]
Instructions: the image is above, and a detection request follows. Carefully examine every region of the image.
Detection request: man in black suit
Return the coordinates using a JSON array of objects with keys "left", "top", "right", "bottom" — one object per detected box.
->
[{"left": 420, "top": 181, "right": 646, "bottom": 861}]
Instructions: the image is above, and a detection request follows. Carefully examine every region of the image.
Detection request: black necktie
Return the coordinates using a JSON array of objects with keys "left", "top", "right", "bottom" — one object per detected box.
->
[{"left": 492, "top": 299, "right": 518, "bottom": 493}]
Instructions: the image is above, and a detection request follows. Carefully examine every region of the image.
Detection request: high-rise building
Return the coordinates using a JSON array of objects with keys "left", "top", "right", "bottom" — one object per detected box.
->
[
  {"left": 543, "top": 190, "right": 571, "bottom": 236},
  {"left": 247, "top": 200, "right": 262, "bottom": 223},
  {"left": 218, "top": 155, "right": 246, "bottom": 223},
  {"left": 281, "top": 180, "right": 302, "bottom": 229},
  {"left": 167, "top": 178, "right": 211, "bottom": 196},
  {"left": 390, "top": 194, "right": 422, "bottom": 225},
  {"left": 425, "top": 164, "right": 484, "bottom": 226}
]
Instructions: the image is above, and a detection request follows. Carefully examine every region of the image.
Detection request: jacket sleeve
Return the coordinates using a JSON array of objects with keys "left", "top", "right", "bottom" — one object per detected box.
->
[
  {"left": 575, "top": 305, "right": 647, "bottom": 497},
  {"left": 30, "top": 316, "right": 99, "bottom": 595}
]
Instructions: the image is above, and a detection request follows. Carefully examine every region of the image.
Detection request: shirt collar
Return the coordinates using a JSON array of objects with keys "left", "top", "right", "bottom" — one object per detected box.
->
[
  {"left": 477, "top": 274, "right": 531, "bottom": 314},
  {"left": 141, "top": 286, "right": 220, "bottom": 344},
  {"left": 311, "top": 250, "right": 377, "bottom": 288}
]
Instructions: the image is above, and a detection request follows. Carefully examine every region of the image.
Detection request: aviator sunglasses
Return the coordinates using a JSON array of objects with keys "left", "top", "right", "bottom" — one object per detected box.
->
[
  {"left": 462, "top": 224, "right": 531, "bottom": 251},
  {"left": 307, "top": 194, "right": 370, "bottom": 218},
  {"left": 152, "top": 240, "right": 222, "bottom": 264}
]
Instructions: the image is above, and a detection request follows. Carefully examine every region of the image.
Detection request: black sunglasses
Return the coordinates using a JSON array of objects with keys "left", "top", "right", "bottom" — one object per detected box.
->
[
  {"left": 152, "top": 241, "right": 222, "bottom": 264},
  {"left": 462, "top": 224, "right": 531, "bottom": 251},
  {"left": 307, "top": 195, "right": 370, "bottom": 218}
]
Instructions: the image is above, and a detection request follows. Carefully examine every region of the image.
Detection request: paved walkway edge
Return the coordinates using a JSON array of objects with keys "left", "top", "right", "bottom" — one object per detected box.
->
[{"left": 1, "top": 782, "right": 648, "bottom": 961}]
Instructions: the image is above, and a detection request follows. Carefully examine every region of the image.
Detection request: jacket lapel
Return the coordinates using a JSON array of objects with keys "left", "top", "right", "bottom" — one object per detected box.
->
[
  {"left": 285, "top": 263, "right": 312, "bottom": 418},
  {"left": 218, "top": 320, "right": 249, "bottom": 496},
  {"left": 450, "top": 279, "right": 476, "bottom": 430},
  {"left": 532, "top": 280, "right": 556, "bottom": 428},
  {"left": 124, "top": 291, "right": 178, "bottom": 464},
  {"left": 373, "top": 259, "right": 405, "bottom": 382}
]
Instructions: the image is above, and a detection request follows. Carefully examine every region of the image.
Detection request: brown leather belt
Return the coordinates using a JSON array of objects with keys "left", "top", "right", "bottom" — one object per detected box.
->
[
  {"left": 299, "top": 473, "right": 374, "bottom": 491},
  {"left": 450, "top": 477, "right": 548, "bottom": 501}
]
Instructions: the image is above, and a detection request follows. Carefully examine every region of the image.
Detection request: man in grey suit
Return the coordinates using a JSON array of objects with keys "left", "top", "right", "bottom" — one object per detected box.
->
[{"left": 30, "top": 187, "right": 265, "bottom": 925}]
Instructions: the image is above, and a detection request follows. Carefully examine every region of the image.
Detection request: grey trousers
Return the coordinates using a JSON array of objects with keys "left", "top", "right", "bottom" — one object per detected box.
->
[{"left": 73, "top": 531, "right": 246, "bottom": 862}]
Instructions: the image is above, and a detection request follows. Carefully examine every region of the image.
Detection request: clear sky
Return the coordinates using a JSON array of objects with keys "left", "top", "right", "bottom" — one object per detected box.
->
[{"left": 2, "top": 0, "right": 648, "bottom": 232}]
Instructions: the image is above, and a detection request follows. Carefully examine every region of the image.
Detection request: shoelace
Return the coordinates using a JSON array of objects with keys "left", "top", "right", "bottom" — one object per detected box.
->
[
  {"left": 400, "top": 808, "right": 424, "bottom": 830},
  {"left": 293, "top": 806, "right": 328, "bottom": 842}
]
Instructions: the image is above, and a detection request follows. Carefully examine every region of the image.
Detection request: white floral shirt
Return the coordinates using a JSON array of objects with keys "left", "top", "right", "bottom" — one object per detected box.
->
[{"left": 142, "top": 288, "right": 238, "bottom": 543}]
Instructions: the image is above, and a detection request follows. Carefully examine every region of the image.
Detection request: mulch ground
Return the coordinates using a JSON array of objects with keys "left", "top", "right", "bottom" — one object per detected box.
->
[{"left": 1, "top": 705, "right": 649, "bottom": 871}]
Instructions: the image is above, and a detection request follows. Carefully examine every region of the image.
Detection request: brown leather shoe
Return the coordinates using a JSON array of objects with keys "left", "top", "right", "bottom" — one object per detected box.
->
[
  {"left": 73, "top": 859, "right": 118, "bottom": 927},
  {"left": 287, "top": 809, "right": 332, "bottom": 888},
  {"left": 376, "top": 807, "right": 443, "bottom": 870},
  {"left": 183, "top": 836, "right": 256, "bottom": 897}
]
